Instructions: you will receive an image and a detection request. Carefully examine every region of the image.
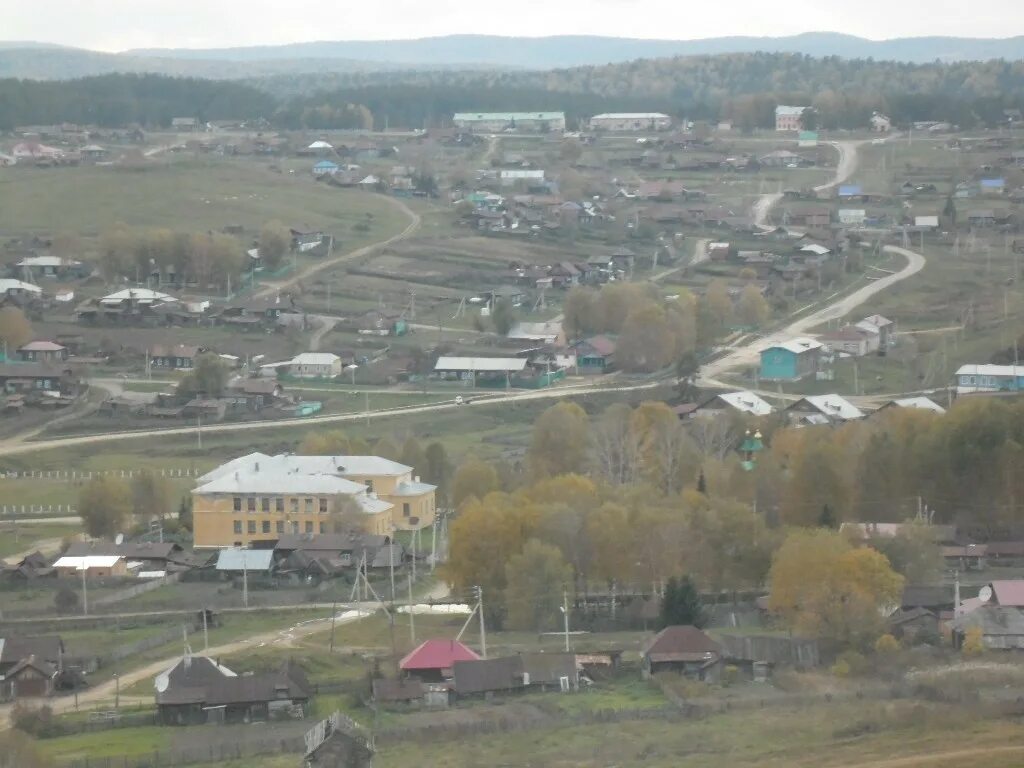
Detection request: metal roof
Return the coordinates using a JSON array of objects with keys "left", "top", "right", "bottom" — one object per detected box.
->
[
  {"left": 290, "top": 353, "right": 341, "bottom": 366},
  {"left": 454, "top": 112, "right": 565, "bottom": 122},
  {"left": 794, "top": 394, "right": 864, "bottom": 421},
  {"left": 590, "top": 113, "right": 670, "bottom": 120},
  {"left": 775, "top": 106, "right": 807, "bottom": 116},
  {"left": 956, "top": 364, "right": 1024, "bottom": 377},
  {"left": 763, "top": 337, "right": 823, "bottom": 355},
  {"left": 400, "top": 639, "right": 481, "bottom": 670},
  {"left": 434, "top": 356, "right": 527, "bottom": 373},
  {"left": 715, "top": 391, "right": 774, "bottom": 416},
  {"left": 0, "top": 279, "right": 42, "bottom": 295},
  {"left": 52, "top": 555, "right": 123, "bottom": 569},
  {"left": 215, "top": 549, "right": 274, "bottom": 571},
  {"left": 887, "top": 397, "right": 945, "bottom": 413},
  {"left": 100, "top": 288, "right": 175, "bottom": 305}
]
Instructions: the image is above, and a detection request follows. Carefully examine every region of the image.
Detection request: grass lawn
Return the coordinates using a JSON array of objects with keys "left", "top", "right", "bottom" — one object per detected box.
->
[
  {"left": 0, "top": 158, "right": 404, "bottom": 243},
  {"left": 371, "top": 699, "right": 1024, "bottom": 768}
]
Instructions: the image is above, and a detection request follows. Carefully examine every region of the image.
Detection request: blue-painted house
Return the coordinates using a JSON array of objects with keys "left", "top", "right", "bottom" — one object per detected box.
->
[
  {"left": 954, "top": 364, "right": 1024, "bottom": 395},
  {"left": 759, "top": 338, "right": 823, "bottom": 382},
  {"left": 313, "top": 160, "right": 339, "bottom": 177}
]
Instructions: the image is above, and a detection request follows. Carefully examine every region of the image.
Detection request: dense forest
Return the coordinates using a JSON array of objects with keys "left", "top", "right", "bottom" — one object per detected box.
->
[
  {"left": 3, "top": 52, "right": 1024, "bottom": 132},
  {"left": 0, "top": 73, "right": 275, "bottom": 130},
  {"left": 262, "top": 53, "right": 1024, "bottom": 130}
]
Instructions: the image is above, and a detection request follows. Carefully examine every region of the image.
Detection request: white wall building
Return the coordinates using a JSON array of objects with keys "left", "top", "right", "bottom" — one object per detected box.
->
[{"left": 589, "top": 113, "right": 672, "bottom": 132}]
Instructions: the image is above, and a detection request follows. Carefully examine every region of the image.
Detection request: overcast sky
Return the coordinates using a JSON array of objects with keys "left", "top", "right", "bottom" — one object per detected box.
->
[{"left": 6, "top": 0, "right": 1023, "bottom": 52}]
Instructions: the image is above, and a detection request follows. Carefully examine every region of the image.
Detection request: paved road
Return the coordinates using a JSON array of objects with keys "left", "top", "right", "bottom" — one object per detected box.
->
[{"left": 253, "top": 195, "right": 421, "bottom": 299}]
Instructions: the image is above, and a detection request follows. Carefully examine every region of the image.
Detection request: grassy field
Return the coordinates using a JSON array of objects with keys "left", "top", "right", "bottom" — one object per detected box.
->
[
  {"left": 0, "top": 521, "right": 80, "bottom": 559},
  {"left": 0, "top": 158, "right": 405, "bottom": 242}
]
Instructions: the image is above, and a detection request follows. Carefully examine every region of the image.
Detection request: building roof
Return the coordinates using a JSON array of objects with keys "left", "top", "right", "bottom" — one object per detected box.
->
[
  {"left": 955, "top": 364, "right": 1024, "bottom": 378},
  {"left": 16, "top": 256, "right": 81, "bottom": 268},
  {"left": 507, "top": 321, "right": 563, "bottom": 342},
  {"left": 18, "top": 341, "right": 65, "bottom": 352},
  {"left": 150, "top": 343, "right": 200, "bottom": 358},
  {"left": 987, "top": 580, "right": 1024, "bottom": 607},
  {"left": 454, "top": 112, "right": 565, "bottom": 122},
  {"left": 100, "top": 288, "right": 175, "bottom": 305},
  {"left": 372, "top": 678, "right": 424, "bottom": 702},
  {"left": 791, "top": 394, "right": 864, "bottom": 421},
  {"left": 775, "top": 105, "right": 808, "bottom": 117},
  {"left": 901, "top": 585, "right": 954, "bottom": 609},
  {"left": 0, "top": 636, "right": 63, "bottom": 666},
  {"left": 308, "top": 141, "right": 333, "bottom": 149},
  {"left": 591, "top": 113, "right": 670, "bottom": 120},
  {"left": 275, "top": 532, "right": 389, "bottom": 554},
  {"left": 452, "top": 657, "right": 523, "bottom": 695},
  {"left": 838, "top": 185, "right": 863, "bottom": 196},
  {"left": 214, "top": 549, "right": 275, "bottom": 572},
  {"left": 575, "top": 335, "right": 617, "bottom": 356},
  {"left": 819, "top": 326, "right": 871, "bottom": 342},
  {"left": 192, "top": 453, "right": 421, "bottom": 507},
  {"left": 915, "top": 215, "right": 940, "bottom": 227},
  {"left": 64, "top": 541, "right": 181, "bottom": 560},
  {"left": 290, "top": 353, "right": 341, "bottom": 366},
  {"left": 52, "top": 555, "right": 122, "bottom": 569},
  {"left": 643, "top": 625, "right": 721, "bottom": 663},
  {"left": 763, "top": 337, "right": 823, "bottom": 356},
  {"left": 518, "top": 652, "right": 577, "bottom": 684},
  {"left": 0, "top": 279, "right": 42, "bottom": 295},
  {"left": 950, "top": 605, "right": 1024, "bottom": 637},
  {"left": 709, "top": 391, "right": 774, "bottom": 416},
  {"left": 0, "top": 362, "right": 72, "bottom": 380},
  {"left": 400, "top": 639, "right": 480, "bottom": 671},
  {"left": 434, "top": 356, "right": 527, "bottom": 373},
  {"left": 799, "top": 243, "right": 832, "bottom": 256},
  {"left": 884, "top": 397, "right": 945, "bottom": 413}
]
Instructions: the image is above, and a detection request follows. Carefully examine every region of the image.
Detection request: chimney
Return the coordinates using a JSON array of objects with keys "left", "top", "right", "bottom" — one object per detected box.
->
[
  {"left": 414, "top": 475, "right": 420, "bottom": 483},
  {"left": 254, "top": 462, "right": 259, "bottom": 472}
]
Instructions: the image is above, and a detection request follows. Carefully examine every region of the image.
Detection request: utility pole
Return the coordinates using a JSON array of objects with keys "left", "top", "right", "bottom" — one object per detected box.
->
[
  {"left": 365, "top": 391, "right": 370, "bottom": 426},
  {"left": 475, "top": 586, "right": 487, "bottom": 659},
  {"left": 202, "top": 608, "right": 209, "bottom": 652},
  {"left": 411, "top": 529, "right": 417, "bottom": 584},
  {"left": 408, "top": 574, "right": 416, "bottom": 645},
  {"left": 196, "top": 414, "right": 202, "bottom": 450},
  {"left": 389, "top": 536, "right": 396, "bottom": 601},
  {"left": 561, "top": 590, "right": 571, "bottom": 652},
  {"left": 242, "top": 550, "right": 249, "bottom": 609},
  {"left": 80, "top": 564, "right": 88, "bottom": 616},
  {"left": 329, "top": 601, "right": 337, "bottom": 652}
]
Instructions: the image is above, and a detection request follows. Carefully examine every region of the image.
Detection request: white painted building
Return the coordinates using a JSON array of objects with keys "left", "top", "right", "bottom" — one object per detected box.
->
[{"left": 588, "top": 113, "right": 672, "bottom": 132}]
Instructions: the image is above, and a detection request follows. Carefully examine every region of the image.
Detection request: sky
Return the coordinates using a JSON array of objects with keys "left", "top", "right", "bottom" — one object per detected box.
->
[{"left": 4, "top": 0, "right": 1023, "bottom": 52}]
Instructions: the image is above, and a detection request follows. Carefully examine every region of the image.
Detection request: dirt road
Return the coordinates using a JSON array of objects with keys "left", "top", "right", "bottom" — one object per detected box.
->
[
  {"left": 754, "top": 140, "right": 862, "bottom": 229},
  {"left": 253, "top": 195, "right": 421, "bottom": 299},
  {"left": 0, "top": 379, "right": 665, "bottom": 458},
  {"left": 838, "top": 745, "right": 1024, "bottom": 768}
]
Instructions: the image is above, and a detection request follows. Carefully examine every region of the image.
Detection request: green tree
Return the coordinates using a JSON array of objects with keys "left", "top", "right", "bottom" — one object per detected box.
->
[
  {"left": 528, "top": 402, "right": 590, "bottom": 479},
  {"left": 618, "top": 301, "right": 676, "bottom": 372},
  {"left": 0, "top": 725, "right": 55, "bottom": 766},
  {"left": 399, "top": 436, "right": 426, "bottom": 477},
  {"left": 258, "top": 220, "right": 291, "bottom": 271},
  {"left": 452, "top": 460, "right": 500, "bottom": 508},
  {"left": 78, "top": 476, "right": 132, "bottom": 539},
  {"left": 130, "top": 470, "right": 174, "bottom": 523},
  {"left": 54, "top": 586, "right": 79, "bottom": 615},
  {"left": 0, "top": 306, "right": 33, "bottom": 353},
  {"left": 424, "top": 442, "right": 453, "bottom": 505},
  {"left": 373, "top": 436, "right": 401, "bottom": 461},
  {"left": 299, "top": 430, "right": 351, "bottom": 455},
  {"left": 504, "top": 540, "right": 572, "bottom": 631},
  {"left": 178, "top": 353, "right": 229, "bottom": 399},
  {"left": 562, "top": 287, "right": 599, "bottom": 340},
  {"left": 659, "top": 575, "right": 708, "bottom": 628},
  {"left": 491, "top": 299, "right": 517, "bottom": 336},
  {"left": 736, "top": 284, "right": 770, "bottom": 327}
]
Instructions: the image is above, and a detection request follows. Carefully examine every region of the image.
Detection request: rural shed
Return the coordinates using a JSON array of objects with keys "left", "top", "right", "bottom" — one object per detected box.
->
[
  {"left": 214, "top": 549, "right": 275, "bottom": 573},
  {"left": 434, "top": 356, "right": 527, "bottom": 387}
]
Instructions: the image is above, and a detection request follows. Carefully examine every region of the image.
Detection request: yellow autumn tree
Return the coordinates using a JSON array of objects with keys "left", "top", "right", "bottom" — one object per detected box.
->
[{"left": 768, "top": 529, "right": 904, "bottom": 647}]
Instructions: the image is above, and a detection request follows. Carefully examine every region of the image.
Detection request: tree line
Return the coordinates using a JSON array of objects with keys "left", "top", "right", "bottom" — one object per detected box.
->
[
  {"left": 440, "top": 395, "right": 1022, "bottom": 646},
  {"left": 0, "top": 73, "right": 275, "bottom": 131}
]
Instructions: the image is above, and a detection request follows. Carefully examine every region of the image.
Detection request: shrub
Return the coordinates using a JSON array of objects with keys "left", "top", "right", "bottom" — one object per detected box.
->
[
  {"left": 722, "top": 665, "right": 740, "bottom": 686},
  {"left": 54, "top": 587, "right": 79, "bottom": 615},
  {"left": 11, "top": 703, "right": 62, "bottom": 738},
  {"left": 875, "top": 634, "right": 900, "bottom": 654},
  {"left": 962, "top": 627, "right": 985, "bottom": 657},
  {"left": 831, "top": 658, "right": 851, "bottom": 678}
]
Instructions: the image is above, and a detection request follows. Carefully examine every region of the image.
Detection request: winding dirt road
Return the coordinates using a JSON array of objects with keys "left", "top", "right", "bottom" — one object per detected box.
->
[{"left": 253, "top": 194, "right": 421, "bottom": 299}]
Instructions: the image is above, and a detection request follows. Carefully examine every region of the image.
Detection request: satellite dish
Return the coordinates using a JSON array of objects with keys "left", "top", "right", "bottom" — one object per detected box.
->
[
  {"left": 978, "top": 585, "right": 993, "bottom": 603},
  {"left": 154, "top": 673, "right": 169, "bottom": 693},
  {"left": 115, "top": 533, "right": 124, "bottom": 545}
]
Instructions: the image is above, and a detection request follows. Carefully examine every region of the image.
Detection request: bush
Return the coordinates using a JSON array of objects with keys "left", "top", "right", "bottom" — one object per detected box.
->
[
  {"left": 914, "top": 627, "right": 942, "bottom": 647},
  {"left": 962, "top": 626, "right": 985, "bottom": 657},
  {"left": 11, "top": 703, "right": 63, "bottom": 738},
  {"left": 831, "top": 658, "right": 851, "bottom": 678},
  {"left": 836, "top": 650, "right": 869, "bottom": 676},
  {"left": 722, "top": 665, "right": 740, "bottom": 686},
  {"left": 54, "top": 587, "right": 79, "bottom": 615},
  {"left": 875, "top": 634, "right": 900, "bottom": 654}
]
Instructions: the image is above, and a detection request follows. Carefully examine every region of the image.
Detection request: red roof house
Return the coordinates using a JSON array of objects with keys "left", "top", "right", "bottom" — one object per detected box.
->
[{"left": 399, "top": 639, "right": 480, "bottom": 681}]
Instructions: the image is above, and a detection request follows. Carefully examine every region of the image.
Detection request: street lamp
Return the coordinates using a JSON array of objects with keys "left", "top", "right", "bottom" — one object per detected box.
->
[
  {"left": 345, "top": 364, "right": 359, "bottom": 386},
  {"left": 559, "top": 592, "right": 570, "bottom": 652}
]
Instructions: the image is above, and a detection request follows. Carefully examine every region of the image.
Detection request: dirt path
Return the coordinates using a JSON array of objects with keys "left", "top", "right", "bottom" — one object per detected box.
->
[
  {"left": 835, "top": 745, "right": 1024, "bottom": 768},
  {"left": 308, "top": 315, "right": 338, "bottom": 351},
  {"left": 699, "top": 139, "right": 924, "bottom": 386},
  {"left": 253, "top": 194, "right": 421, "bottom": 300},
  {"left": 0, "top": 379, "right": 664, "bottom": 458}
]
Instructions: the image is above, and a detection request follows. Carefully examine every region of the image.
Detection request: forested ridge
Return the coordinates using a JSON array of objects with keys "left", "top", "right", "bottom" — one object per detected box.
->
[{"left": 3, "top": 51, "right": 1024, "bottom": 131}]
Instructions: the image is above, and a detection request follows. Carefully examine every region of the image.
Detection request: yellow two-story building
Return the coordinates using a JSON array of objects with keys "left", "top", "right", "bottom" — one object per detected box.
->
[{"left": 191, "top": 453, "right": 437, "bottom": 548}]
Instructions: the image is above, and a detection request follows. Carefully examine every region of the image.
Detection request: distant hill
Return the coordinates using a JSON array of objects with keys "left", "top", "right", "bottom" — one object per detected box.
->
[{"left": 126, "top": 33, "right": 1024, "bottom": 68}]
